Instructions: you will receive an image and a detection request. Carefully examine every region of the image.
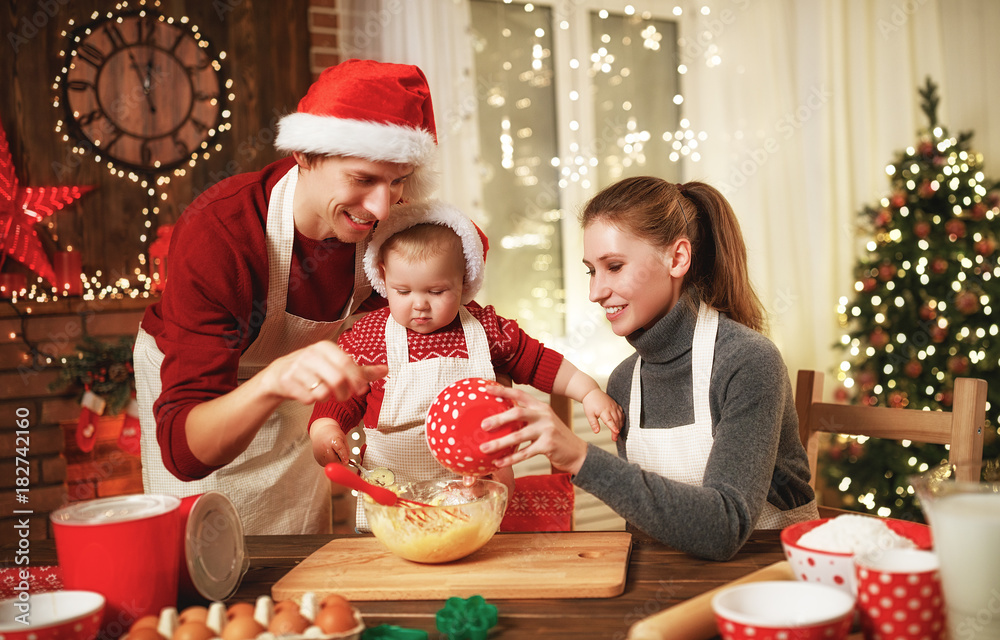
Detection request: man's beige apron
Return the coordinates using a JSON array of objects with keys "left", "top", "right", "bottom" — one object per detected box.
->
[
  {"left": 355, "top": 307, "right": 495, "bottom": 531},
  {"left": 625, "top": 302, "right": 817, "bottom": 530},
  {"left": 136, "top": 166, "right": 372, "bottom": 535}
]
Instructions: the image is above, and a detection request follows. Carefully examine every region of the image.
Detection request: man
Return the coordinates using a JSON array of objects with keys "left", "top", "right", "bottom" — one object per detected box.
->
[{"left": 135, "top": 59, "right": 438, "bottom": 534}]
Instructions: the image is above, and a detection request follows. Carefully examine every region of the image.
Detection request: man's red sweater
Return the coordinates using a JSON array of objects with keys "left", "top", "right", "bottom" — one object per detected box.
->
[{"left": 141, "top": 158, "right": 383, "bottom": 480}]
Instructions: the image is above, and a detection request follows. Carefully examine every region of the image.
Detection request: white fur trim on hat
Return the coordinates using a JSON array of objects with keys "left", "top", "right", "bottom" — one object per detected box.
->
[
  {"left": 364, "top": 200, "right": 486, "bottom": 304},
  {"left": 276, "top": 114, "right": 438, "bottom": 201}
]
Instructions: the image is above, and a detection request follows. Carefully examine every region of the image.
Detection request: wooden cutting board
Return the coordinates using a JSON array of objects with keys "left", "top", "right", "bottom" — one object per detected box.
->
[{"left": 272, "top": 531, "right": 632, "bottom": 601}]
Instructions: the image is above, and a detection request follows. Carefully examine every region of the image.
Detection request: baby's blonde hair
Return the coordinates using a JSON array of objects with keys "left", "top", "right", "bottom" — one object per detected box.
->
[{"left": 380, "top": 223, "right": 466, "bottom": 273}]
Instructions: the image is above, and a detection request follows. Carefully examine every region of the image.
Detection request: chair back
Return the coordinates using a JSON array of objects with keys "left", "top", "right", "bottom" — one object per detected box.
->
[{"left": 795, "top": 370, "right": 987, "bottom": 485}]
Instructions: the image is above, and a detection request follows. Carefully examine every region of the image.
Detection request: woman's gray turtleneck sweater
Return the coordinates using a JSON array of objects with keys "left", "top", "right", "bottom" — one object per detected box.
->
[{"left": 572, "top": 295, "right": 815, "bottom": 561}]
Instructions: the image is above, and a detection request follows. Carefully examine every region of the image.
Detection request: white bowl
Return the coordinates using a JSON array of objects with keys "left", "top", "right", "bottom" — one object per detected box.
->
[
  {"left": 712, "top": 581, "right": 855, "bottom": 640},
  {"left": 0, "top": 590, "right": 105, "bottom": 640}
]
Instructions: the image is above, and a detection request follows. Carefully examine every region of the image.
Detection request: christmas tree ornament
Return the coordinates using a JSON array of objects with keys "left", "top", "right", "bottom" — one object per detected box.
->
[
  {"left": 954, "top": 290, "right": 980, "bottom": 315},
  {"left": 425, "top": 378, "right": 525, "bottom": 476},
  {"left": 0, "top": 115, "right": 92, "bottom": 284},
  {"left": 974, "top": 237, "right": 996, "bottom": 257},
  {"left": 944, "top": 218, "right": 966, "bottom": 239}
]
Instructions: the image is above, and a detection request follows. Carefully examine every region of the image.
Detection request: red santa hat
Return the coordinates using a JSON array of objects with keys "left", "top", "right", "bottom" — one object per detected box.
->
[
  {"left": 364, "top": 200, "right": 489, "bottom": 305},
  {"left": 275, "top": 59, "right": 438, "bottom": 201}
]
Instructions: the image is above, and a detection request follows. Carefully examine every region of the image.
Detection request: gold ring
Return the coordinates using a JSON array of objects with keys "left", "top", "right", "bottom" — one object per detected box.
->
[{"left": 309, "top": 380, "right": 322, "bottom": 391}]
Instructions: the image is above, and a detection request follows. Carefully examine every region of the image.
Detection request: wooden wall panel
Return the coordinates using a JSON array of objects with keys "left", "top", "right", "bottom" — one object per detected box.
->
[{"left": 0, "top": 0, "right": 311, "bottom": 285}]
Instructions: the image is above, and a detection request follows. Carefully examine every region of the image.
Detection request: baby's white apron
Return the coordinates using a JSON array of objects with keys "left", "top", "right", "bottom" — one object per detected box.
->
[
  {"left": 136, "top": 166, "right": 372, "bottom": 535},
  {"left": 624, "top": 302, "right": 817, "bottom": 530},
  {"left": 355, "top": 307, "right": 495, "bottom": 531}
]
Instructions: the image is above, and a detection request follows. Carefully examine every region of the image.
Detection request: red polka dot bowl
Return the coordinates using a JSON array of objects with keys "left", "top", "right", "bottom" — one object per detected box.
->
[
  {"left": 712, "top": 581, "right": 855, "bottom": 640},
  {"left": 425, "top": 377, "right": 525, "bottom": 476},
  {"left": 0, "top": 590, "right": 105, "bottom": 640},
  {"left": 780, "top": 516, "right": 932, "bottom": 596}
]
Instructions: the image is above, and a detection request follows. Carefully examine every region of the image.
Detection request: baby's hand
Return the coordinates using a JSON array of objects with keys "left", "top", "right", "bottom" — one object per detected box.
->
[
  {"left": 310, "top": 418, "right": 350, "bottom": 466},
  {"left": 582, "top": 389, "right": 623, "bottom": 442}
]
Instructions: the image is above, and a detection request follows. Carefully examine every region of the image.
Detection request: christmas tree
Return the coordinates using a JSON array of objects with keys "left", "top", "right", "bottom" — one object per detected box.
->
[{"left": 824, "top": 78, "right": 999, "bottom": 520}]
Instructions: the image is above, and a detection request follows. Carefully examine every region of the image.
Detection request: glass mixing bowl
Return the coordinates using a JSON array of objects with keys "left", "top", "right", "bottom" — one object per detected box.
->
[{"left": 363, "top": 478, "right": 508, "bottom": 564}]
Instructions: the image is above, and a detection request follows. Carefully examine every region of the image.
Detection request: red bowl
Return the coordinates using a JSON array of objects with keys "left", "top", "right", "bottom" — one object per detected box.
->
[
  {"left": 0, "top": 590, "right": 105, "bottom": 640},
  {"left": 780, "top": 516, "right": 932, "bottom": 595}
]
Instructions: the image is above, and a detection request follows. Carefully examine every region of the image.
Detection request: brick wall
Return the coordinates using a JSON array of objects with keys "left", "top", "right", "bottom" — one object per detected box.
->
[
  {"left": 308, "top": 0, "right": 341, "bottom": 78},
  {"left": 0, "top": 297, "right": 149, "bottom": 547},
  {"left": 1, "top": 0, "right": 350, "bottom": 547}
]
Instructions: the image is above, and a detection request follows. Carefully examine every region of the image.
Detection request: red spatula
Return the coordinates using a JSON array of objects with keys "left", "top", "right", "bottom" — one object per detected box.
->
[{"left": 324, "top": 463, "right": 433, "bottom": 508}]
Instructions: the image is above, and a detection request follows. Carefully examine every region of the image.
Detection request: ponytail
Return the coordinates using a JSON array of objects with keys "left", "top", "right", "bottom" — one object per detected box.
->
[
  {"left": 681, "top": 182, "right": 765, "bottom": 333},
  {"left": 582, "top": 177, "right": 766, "bottom": 333}
]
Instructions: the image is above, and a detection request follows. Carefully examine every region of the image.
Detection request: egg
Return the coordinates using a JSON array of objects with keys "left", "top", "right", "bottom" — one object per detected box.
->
[
  {"left": 178, "top": 606, "right": 209, "bottom": 625},
  {"left": 267, "top": 609, "right": 310, "bottom": 635},
  {"left": 272, "top": 600, "right": 300, "bottom": 616},
  {"left": 130, "top": 615, "right": 160, "bottom": 632},
  {"left": 314, "top": 604, "right": 357, "bottom": 634},
  {"left": 319, "top": 594, "right": 352, "bottom": 610},
  {"left": 128, "top": 627, "right": 165, "bottom": 640},
  {"left": 172, "top": 621, "right": 215, "bottom": 640},
  {"left": 226, "top": 602, "right": 256, "bottom": 620},
  {"left": 221, "top": 615, "right": 266, "bottom": 640}
]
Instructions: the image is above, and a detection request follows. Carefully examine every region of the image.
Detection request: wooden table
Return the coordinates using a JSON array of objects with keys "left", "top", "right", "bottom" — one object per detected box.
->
[{"left": 10, "top": 530, "right": 787, "bottom": 639}]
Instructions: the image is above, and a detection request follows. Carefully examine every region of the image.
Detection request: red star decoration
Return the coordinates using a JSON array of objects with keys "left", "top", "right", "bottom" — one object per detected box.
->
[{"left": 0, "top": 117, "right": 93, "bottom": 285}]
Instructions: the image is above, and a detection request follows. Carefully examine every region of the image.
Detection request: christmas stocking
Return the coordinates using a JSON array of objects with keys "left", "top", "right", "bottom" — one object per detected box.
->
[
  {"left": 118, "top": 396, "right": 141, "bottom": 456},
  {"left": 76, "top": 390, "right": 104, "bottom": 453}
]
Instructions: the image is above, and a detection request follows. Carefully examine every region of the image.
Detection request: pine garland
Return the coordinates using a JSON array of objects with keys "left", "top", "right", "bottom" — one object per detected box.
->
[{"left": 51, "top": 335, "right": 136, "bottom": 416}]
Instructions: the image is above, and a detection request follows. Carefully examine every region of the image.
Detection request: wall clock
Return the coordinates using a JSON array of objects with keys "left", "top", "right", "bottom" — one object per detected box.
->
[{"left": 57, "top": 7, "right": 230, "bottom": 175}]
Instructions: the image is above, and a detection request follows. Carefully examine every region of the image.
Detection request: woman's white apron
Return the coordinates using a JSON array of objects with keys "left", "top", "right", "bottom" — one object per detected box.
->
[
  {"left": 355, "top": 307, "right": 495, "bottom": 531},
  {"left": 136, "top": 166, "right": 372, "bottom": 535},
  {"left": 624, "top": 302, "right": 817, "bottom": 529}
]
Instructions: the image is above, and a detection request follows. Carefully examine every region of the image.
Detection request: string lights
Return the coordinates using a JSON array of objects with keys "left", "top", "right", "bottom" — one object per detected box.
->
[{"left": 15, "top": 0, "right": 234, "bottom": 303}]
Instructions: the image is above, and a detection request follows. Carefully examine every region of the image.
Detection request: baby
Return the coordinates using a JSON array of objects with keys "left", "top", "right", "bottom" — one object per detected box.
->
[{"left": 308, "top": 200, "right": 622, "bottom": 528}]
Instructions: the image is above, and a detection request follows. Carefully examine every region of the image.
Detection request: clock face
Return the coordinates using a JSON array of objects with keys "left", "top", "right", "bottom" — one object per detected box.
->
[{"left": 61, "top": 10, "right": 227, "bottom": 173}]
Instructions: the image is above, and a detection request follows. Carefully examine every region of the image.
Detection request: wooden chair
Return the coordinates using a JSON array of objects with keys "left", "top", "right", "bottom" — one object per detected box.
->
[{"left": 795, "top": 370, "right": 988, "bottom": 492}]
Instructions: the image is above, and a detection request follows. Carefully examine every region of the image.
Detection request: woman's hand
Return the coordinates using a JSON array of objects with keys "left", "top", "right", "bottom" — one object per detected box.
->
[
  {"left": 264, "top": 340, "right": 388, "bottom": 404},
  {"left": 582, "top": 388, "right": 623, "bottom": 441},
  {"left": 310, "top": 418, "right": 350, "bottom": 466},
  {"left": 479, "top": 386, "right": 589, "bottom": 475}
]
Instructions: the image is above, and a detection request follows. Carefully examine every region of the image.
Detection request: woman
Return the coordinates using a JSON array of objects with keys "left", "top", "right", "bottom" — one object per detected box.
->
[{"left": 480, "top": 177, "right": 818, "bottom": 560}]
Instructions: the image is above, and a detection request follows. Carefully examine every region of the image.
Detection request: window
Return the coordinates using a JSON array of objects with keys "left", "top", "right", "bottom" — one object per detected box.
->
[{"left": 470, "top": 0, "right": 683, "bottom": 369}]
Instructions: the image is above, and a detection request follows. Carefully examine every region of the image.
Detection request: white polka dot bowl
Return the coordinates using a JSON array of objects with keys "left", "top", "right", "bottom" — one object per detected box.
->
[
  {"left": 712, "top": 581, "right": 855, "bottom": 640},
  {"left": 0, "top": 590, "right": 105, "bottom": 640},
  {"left": 363, "top": 478, "right": 507, "bottom": 564},
  {"left": 780, "top": 517, "right": 932, "bottom": 597}
]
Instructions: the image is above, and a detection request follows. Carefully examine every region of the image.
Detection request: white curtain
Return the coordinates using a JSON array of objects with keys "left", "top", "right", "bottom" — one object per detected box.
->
[
  {"left": 340, "top": 0, "right": 486, "bottom": 225},
  {"left": 680, "top": 0, "right": 1000, "bottom": 390},
  {"left": 341, "top": 0, "right": 1000, "bottom": 388}
]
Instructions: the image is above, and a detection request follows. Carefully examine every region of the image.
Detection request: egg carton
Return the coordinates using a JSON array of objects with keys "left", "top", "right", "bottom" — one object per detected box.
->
[{"left": 139, "top": 593, "right": 364, "bottom": 640}]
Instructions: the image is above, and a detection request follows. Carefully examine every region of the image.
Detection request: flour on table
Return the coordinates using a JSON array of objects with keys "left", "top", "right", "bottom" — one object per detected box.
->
[{"left": 796, "top": 514, "right": 917, "bottom": 554}]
